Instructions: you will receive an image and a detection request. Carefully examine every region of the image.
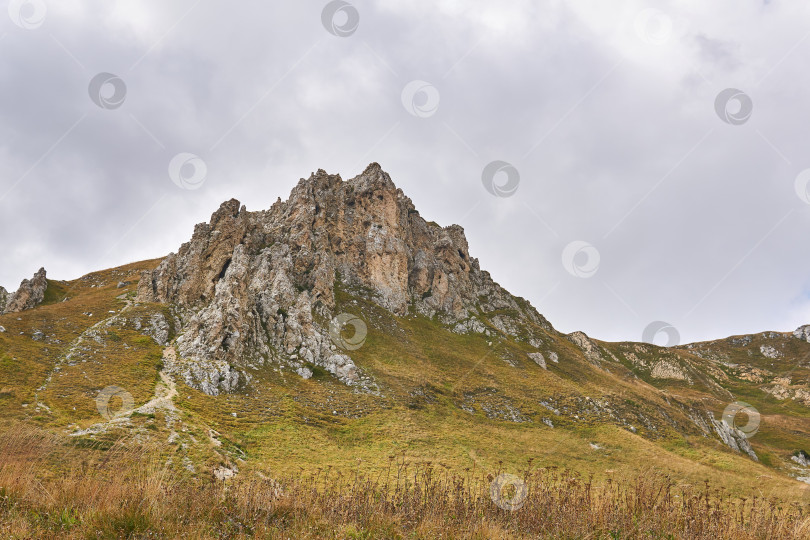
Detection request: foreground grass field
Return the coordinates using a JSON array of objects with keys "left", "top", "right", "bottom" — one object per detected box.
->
[{"left": 1, "top": 425, "right": 808, "bottom": 539}]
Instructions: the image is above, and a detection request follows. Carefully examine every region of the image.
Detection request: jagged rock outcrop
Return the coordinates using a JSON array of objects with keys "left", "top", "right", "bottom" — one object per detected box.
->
[
  {"left": 3, "top": 268, "right": 47, "bottom": 314},
  {"left": 0, "top": 286, "right": 7, "bottom": 313},
  {"left": 566, "top": 331, "right": 603, "bottom": 366},
  {"left": 137, "top": 164, "right": 552, "bottom": 395},
  {"left": 793, "top": 325, "right": 810, "bottom": 343},
  {"left": 708, "top": 414, "right": 758, "bottom": 461}
]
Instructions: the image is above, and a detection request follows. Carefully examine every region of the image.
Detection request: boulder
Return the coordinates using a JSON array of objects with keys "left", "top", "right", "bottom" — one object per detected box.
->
[{"left": 528, "top": 352, "right": 546, "bottom": 369}]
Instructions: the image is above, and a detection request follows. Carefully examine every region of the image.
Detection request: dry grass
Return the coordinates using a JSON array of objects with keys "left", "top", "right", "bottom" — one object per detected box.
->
[{"left": 1, "top": 425, "right": 808, "bottom": 539}]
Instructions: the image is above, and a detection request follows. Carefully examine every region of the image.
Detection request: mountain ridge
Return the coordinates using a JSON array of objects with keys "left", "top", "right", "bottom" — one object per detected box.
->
[{"left": 2, "top": 163, "right": 810, "bottom": 498}]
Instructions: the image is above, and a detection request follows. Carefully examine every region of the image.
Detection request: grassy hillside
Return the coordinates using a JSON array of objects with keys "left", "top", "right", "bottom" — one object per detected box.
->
[{"left": 1, "top": 259, "right": 810, "bottom": 537}]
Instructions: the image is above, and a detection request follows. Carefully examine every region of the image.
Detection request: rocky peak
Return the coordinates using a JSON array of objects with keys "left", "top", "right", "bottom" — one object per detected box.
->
[
  {"left": 3, "top": 268, "right": 47, "bottom": 314},
  {"left": 136, "top": 164, "right": 551, "bottom": 395}
]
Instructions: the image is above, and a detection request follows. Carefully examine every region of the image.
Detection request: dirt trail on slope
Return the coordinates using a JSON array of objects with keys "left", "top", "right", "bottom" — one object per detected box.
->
[{"left": 134, "top": 347, "right": 179, "bottom": 414}]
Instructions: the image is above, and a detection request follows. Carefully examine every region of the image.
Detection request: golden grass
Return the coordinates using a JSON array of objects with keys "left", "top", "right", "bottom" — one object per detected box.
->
[{"left": 1, "top": 425, "right": 809, "bottom": 539}]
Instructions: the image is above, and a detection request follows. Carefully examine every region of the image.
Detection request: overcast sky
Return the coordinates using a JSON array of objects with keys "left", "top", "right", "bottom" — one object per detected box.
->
[{"left": 1, "top": 0, "right": 809, "bottom": 345}]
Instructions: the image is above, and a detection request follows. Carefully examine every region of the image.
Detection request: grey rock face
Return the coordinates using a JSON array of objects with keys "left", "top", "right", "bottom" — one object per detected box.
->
[
  {"left": 3, "top": 268, "right": 47, "bottom": 314},
  {"left": 566, "top": 331, "right": 603, "bottom": 366},
  {"left": 709, "top": 413, "right": 758, "bottom": 461},
  {"left": 790, "top": 450, "right": 810, "bottom": 467},
  {"left": 792, "top": 451, "right": 810, "bottom": 467},
  {"left": 730, "top": 335, "right": 753, "bottom": 347},
  {"left": 759, "top": 345, "right": 782, "bottom": 359},
  {"left": 528, "top": 352, "right": 546, "bottom": 369},
  {"left": 793, "top": 325, "right": 810, "bottom": 343},
  {"left": 147, "top": 313, "right": 171, "bottom": 347},
  {"left": 452, "top": 317, "right": 488, "bottom": 335},
  {"left": 0, "top": 286, "right": 7, "bottom": 313},
  {"left": 650, "top": 360, "right": 688, "bottom": 381},
  {"left": 136, "top": 164, "right": 552, "bottom": 395}
]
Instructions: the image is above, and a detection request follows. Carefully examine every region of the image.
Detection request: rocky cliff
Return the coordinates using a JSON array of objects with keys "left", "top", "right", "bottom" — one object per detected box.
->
[
  {"left": 2, "top": 267, "right": 47, "bottom": 314},
  {"left": 137, "top": 163, "right": 551, "bottom": 395}
]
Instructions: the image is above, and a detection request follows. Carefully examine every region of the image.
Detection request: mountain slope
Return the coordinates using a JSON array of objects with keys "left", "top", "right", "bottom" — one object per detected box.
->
[{"left": 1, "top": 164, "right": 810, "bottom": 505}]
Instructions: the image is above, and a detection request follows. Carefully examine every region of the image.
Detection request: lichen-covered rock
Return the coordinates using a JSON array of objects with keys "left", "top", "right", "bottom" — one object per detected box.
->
[
  {"left": 136, "top": 164, "right": 553, "bottom": 395},
  {"left": 729, "top": 335, "right": 753, "bottom": 347},
  {"left": 760, "top": 345, "right": 782, "bottom": 358},
  {"left": 165, "top": 346, "right": 242, "bottom": 396},
  {"left": 135, "top": 312, "right": 172, "bottom": 346},
  {"left": 651, "top": 360, "right": 688, "bottom": 381},
  {"left": 452, "top": 317, "right": 487, "bottom": 335},
  {"left": 0, "top": 286, "right": 7, "bottom": 313},
  {"left": 3, "top": 268, "right": 47, "bottom": 314},
  {"left": 763, "top": 376, "right": 810, "bottom": 406}
]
